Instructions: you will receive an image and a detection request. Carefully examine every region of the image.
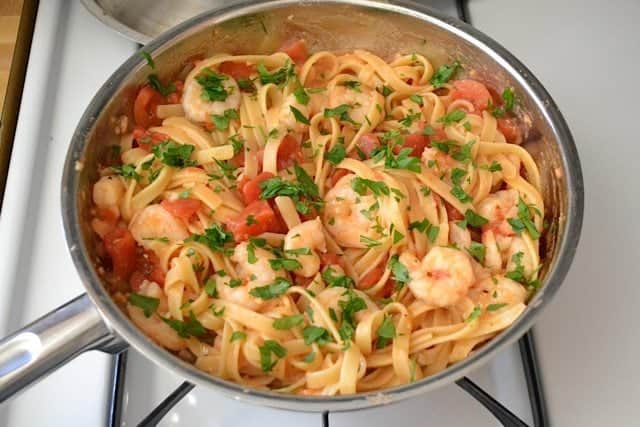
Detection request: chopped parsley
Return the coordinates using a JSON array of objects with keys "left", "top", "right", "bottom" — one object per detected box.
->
[
  {"left": 486, "top": 303, "right": 507, "bottom": 312},
  {"left": 284, "top": 248, "right": 312, "bottom": 256},
  {"left": 148, "top": 74, "right": 176, "bottom": 97},
  {"left": 338, "top": 290, "right": 367, "bottom": 344},
  {"left": 466, "top": 241, "right": 486, "bottom": 263},
  {"left": 185, "top": 224, "right": 234, "bottom": 253},
  {"left": 204, "top": 277, "right": 218, "bottom": 297},
  {"left": 273, "top": 314, "right": 304, "bottom": 330},
  {"left": 399, "top": 111, "right": 422, "bottom": 127},
  {"left": 372, "top": 141, "right": 422, "bottom": 173},
  {"left": 507, "top": 198, "right": 540, "bottom": 240},
  {"left": 162, "top": 311, "right": 206, "bottom": 338},
  {"left": 489, "top": 87, "right": 516, "bottom": 117},
  {"left": 409, "top": 218, "right": 440, "bottom": 243},
  {"left": 393, "top": 229, "right": 405, "bottom": 244},
  {"left": 376, "top": 315, "right": 396, "bottom": 348},
  {"left": 269, "top": 258, "right": 302, "bottom": 271},
  {"left": 293, "top": 85, "right": 310, "bottom": 105},
  {"left": 290, "top": 105, "right": 310, "bottom": 125},
  {"left": 451, "top": 185, "right": 472, "bottom": 204},
  {"left": 302, "top": 326, "right": 330, "bottom": 346},
  {"left": 195, "top": 69, "right": 229, "bottom": 101},
  {"left": 322, "top": 267, "right": 355, "bottom": 288},
  {"left": 388, "top": 254, "right": 410, "bottom": 287},
  {"left": 466, "top": 306, "right": 482, "bottom": 322},
  {"left": 129, "top": 293, "right": 159, "bottom": 317},
  {"left": 111, "top": 164, "right": 141, "bottom": 181},
  {"left": 249, "top": 277, "right": 291, "bottom": 300},
  {"left": 438, "top": 109, "right": 466, "bottom": 126},
  {"left": 151, "top": 140, "right": 197, "bottom": 168},
  {"left": 378, "top": 85, "right": 393, "bottom": 97},
  {"left": 245, "top": 214, "right": 257, "bottom": 226},
  {"left": 139, "top": 51, "right": 155, "bottom": 68},
  {"left": 259, "top": 163, "right": 322, "bottom": 215},
  {"left": 324, "top": 104, "right": 357, "bottom": 125},
  {"left": 230, "top": 331, "right": 247, "bottom": 342},
  {"left": 409, "top": 94, "right": 423, "bottom": 106},
  {"left": 360, "top": 235, "right": 382, "bottom": 248},
  {"left": 480, "top": 161, "right": 503, "bottom": 172},
  {"left": 422, "top": 124, "right": 434, "bottom": 136},
  {"left": 259, "top": 339, "right": 287, "bottom": 372},
  {"left": 340, "top": 80, "right": 362, "bottom": 92},
  {"left": 430, "top": 60, "right": 462, "bottom": 88},
  {"left": 257, "top": 62, "right": 294, "bottom": 85},
  {"left": 211, "top": 108, "right": 238, "bottom": 130},
  {"left": 450, "top": 167, "right": 467, "bottom": 186},
  {"left": 351, "top": 177, "right": 390, "bottom": 197},
  {"left": 325, "top": 143, "right": 346, "bottom": 166},
  {"left": 228, "top": 278, "right": 242, "bottom": 288},
  {"left": 464, "top": 209, "right": 489, "bottom": 227},
  {"left": 303, "top": 351, "right": 316, "bottom": 363}
]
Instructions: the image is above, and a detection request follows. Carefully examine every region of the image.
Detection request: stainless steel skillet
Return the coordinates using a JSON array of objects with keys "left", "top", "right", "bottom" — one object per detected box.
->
[{"left": 0, "top": 0, "right": 583, "bottom": 413}]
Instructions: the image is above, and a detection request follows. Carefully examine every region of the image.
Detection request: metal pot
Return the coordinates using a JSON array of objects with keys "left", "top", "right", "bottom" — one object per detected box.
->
[{"left": 0, "top": 0, "right": 584, "bottom": 411}]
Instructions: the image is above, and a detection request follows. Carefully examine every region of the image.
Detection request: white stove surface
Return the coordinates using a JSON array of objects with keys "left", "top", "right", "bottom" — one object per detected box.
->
[{"left": 1, "top": 0, "right": 637, "bottom": 425}]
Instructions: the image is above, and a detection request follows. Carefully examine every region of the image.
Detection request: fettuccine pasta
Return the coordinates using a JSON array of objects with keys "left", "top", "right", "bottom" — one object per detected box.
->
[{"left": 92, "top": 40, "right": 544, "bottom": 395}]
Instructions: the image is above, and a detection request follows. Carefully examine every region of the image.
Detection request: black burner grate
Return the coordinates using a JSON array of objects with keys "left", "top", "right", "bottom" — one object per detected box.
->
[{"left": 106, "top": 2, "right": 549, "bottom": 426}]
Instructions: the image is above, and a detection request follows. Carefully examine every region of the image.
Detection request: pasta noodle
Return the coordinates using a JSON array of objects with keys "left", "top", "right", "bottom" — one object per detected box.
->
[{"left": 92, "top": 41, "right": 545, "bottom": 395}]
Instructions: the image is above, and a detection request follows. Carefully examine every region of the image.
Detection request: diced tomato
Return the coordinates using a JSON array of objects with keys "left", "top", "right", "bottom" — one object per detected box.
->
[
  {"left": 277, "top": 135, "right": 304, "bottom": 169},
  {"left": 357, "top": 265, "right": 386, "bottom": 290},
  {"left": 450, "top": 79, "right": 492, "bottom": 111},
  {"left": 218, "top": 61, "right": 255, "bottom": 80},
  {"left": 320, "top": 252, "right": 345, "bottom": 269},
  {"left": 497, "top": 117, "right": 523, "bottom": 144},
  {"left": 133, "top": 85, "right": 164, "bottom": 128},
  {"left": 444, "top": 200, "right": 464, "bottom": 221},
  {"left": 353, "top": 133, "right": 380, "bottom": 159},
  {"left": 103, "top": 227, "right": 137, "bottom": 280},
  {"left": 225, "top": 200, "right": 278, "bottom": 241},
  {"left": 279, "top": 39, "right": 308, "bottom": 64},
  {"left": 240, "top": 172, "right": 274, "bottom": 204},
  {"left": 132, "top": 126, "right": 167, "bottom": 151},
  {"left": 161, "top": 198, "right": 202, "bottom": 221},
  {"left": 166, "top": 92, "right": 180, "bottom": 104},
  {"left": 96, "top": 206, "right": 118, "bottom": 223},
  {"left": 328, "top": 168, "right": 350, "bottom": 188},
  {"left": 395, "top": 134, "right": 429, "bottom": 157},
  {"left": 130, "top": 248, "right": 165, "bottom": 291}
]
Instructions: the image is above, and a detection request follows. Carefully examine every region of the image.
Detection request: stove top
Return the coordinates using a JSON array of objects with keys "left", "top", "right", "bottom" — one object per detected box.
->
[{"left": 8, "top": 0, "right": 628, "bottom": 425}]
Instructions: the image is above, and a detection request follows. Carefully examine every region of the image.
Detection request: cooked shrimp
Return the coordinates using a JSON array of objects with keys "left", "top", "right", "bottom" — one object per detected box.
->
[
  {"left": 477, "top": 189, "right": 518, "bottom": 236},
  {"left": 328, "top": 84, "right": 378, "bottom": 125},
  {"left": 129, "top": 204, "right": 190, "bottom": 249},
  {"left": 482, "top": 229, "right": 503, "bottom": 272},
  {"left": 91, "top": 176, "right": 126, "bottom": 237},
  {"left": 284, "top": 218, "right": 327, "bottom": 277},
  {"left": 449, "top": 221, "right": 471, "bottom": 250},
  {"left": 224, "top": 241, "right": 289, "bottom": 310},
  {"left": 400, "top": 247, "right": 475, "bottom": 307},
  {"left": 468, "top": 275, "right": 527, "bottom": 309},
  {"left": 422, "top": 147, "right": 457, "bottom": 173},
  {"left": 93, "top": 175, "right": 125, "bottom": 212},
  {"left": 323, "top": 173, "right": 383, "bottom": 248},
  {"left": 182, "top": 70, "right": 241, "bottom": 123}
]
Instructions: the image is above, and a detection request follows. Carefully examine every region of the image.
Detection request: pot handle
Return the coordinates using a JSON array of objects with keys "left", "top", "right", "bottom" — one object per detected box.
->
[{"left": 0, "top": 294, "right": 126, "bottom": 403}]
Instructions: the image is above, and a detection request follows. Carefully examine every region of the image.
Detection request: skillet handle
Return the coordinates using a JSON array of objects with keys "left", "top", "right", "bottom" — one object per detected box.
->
[{"left": 0, "top": 293, "right": 126, "bottom": 403}]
